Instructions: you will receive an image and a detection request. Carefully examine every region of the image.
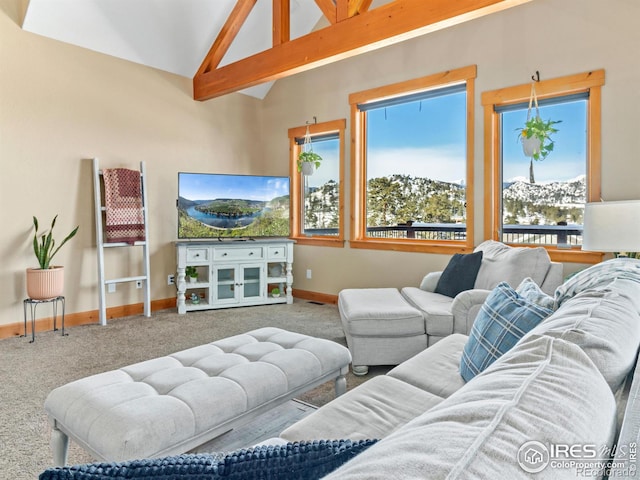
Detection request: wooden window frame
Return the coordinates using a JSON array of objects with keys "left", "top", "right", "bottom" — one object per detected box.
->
[
  {"left": 288, "top": 119, "right": 346, "bottom": 247},
  {"left": 481, "top": 70, "right": 605, "bottom": 264},
  {"left": 348, "top": 65, "right": 477, "bottom": 254}
]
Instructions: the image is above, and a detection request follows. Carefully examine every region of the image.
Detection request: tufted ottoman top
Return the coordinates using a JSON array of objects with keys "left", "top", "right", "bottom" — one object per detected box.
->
[{"left": 44, "top": 327, "right": 351, "bottom": 462}]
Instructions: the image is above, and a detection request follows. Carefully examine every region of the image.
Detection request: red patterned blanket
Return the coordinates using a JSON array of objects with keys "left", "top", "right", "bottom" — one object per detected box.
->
[{"left": 103, "top": 168, "right": 145, "bottom": 244}]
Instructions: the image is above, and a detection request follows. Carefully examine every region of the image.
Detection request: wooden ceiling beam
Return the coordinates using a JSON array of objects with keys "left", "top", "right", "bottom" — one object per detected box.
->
[
  {"left": 336, "top": 0, "right": 348, "bottom": 22},
  {"left": 348, "top": 0, "right": 373, "bottom": 17},
  {"left": 194, "top": 0, "right": 532, "bottom": 101},
  {"left": 196, "top": 0, "right": 257, "bottom": 76},
  {"left": 314, "top": 0, "right": 337, "bottom": 24},
  {"left": 273, "top": 0, "right": 290, "bottom": 46}
]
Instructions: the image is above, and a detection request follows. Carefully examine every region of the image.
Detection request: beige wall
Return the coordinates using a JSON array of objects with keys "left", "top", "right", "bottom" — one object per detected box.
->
[
  {"left": 1, "top": 0, "right": 639, "bottom": 329},
  {"left": 260, "top": 0, "right": 640, "bottom": 295},
  {"left": 0, "top": 1, "right": 264, "bottom": 328}
]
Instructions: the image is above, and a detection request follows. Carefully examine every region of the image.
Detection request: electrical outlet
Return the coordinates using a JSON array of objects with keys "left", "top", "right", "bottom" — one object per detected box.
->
[
  {"left": 108, "top": 283, "right": 116, "bottom": 293},
  {"left": 306, "top": 269, "right": 312, "bottom": 279},
  {"left": 136, "top": 280, "right": 143, "bottom": 289},
  {"left": 167, "top": 274, "right": 175, "bottom": 285}
]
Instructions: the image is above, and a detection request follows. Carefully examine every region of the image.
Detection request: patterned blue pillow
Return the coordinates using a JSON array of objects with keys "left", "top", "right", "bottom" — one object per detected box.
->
[
  {"left": 460, "top": 282, "right": 553, "bottom": 382},
  {"left": 38, "top": 439, "right": 377, "bottom": 480}
]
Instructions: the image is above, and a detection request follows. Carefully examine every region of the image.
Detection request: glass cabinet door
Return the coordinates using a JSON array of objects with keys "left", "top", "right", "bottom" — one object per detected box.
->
[
  {"left": 242, "top": 266, "right": 262, "bottom": 299},
  {"left": 215, "top": 267, "right": 236, "bottom": 302}
]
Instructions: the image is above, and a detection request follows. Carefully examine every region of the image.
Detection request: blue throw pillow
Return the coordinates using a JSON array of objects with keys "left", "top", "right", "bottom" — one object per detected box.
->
[
  {"left": 39, "top": 439, "right": 377, "bottom": 480},
  {"left": 434, "top": 251, "right": 483, "bottom": 298},
  {"left": 516, "top": 277, "right": 555, "bottom": 311},
  {"left": 460, "top": 282, "right": 553, "bottom": 382}
]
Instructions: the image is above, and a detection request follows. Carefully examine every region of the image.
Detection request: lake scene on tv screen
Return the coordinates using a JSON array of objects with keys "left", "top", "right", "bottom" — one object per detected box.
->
[{"left": 178, "top": 173, "right": 290, "bottom": 239}]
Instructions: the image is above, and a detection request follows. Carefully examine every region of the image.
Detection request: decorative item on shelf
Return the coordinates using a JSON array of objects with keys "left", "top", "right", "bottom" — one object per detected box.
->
[
  {"left": 271, "top": 287, "right": 281, "bottom": 298},
  {"left": 582, "top": 200, "right": 640, "bottom": 258},
  {"left": 27, "top": 215, "right": 79, "bottom": 300},
  {"left": 517, "top": 77, "right": 561, "bottom": 184},
  {"left": 269, "top": 264, "right": 282, "bottom": 277},
  {"left": 297, "top": 120, "right": 322, "bottom": 176},
  {"left": 185, "top": 266, "right": 198, "bottom": 283},
  {"left": 190, "top": 292, "right": 200, "bottom": 304}
]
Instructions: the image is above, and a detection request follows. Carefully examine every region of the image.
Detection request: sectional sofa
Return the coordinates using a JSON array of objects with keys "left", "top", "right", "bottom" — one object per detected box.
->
[
  {"left": 282, "top": 258, "right": 640, "bottom": 478},
  {"left": 40, "top": 258, "right": 640, "bottom": 479}
]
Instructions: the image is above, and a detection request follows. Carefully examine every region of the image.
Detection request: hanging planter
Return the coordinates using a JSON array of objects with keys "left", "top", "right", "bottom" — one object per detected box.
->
[
  {"left": 296, "top": 124, "right": 322, "bottom": 176},
  {"left": 516, "top": 82, "right": 561, "bottom": 183},
  {"left": 297, "top": 152, "right": 321, "bottom": 176},
  {"left": 521, "top": 135, "right": 542, "bottom": 158}
]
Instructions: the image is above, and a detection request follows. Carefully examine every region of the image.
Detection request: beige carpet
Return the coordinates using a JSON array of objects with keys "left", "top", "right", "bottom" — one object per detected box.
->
[{"left": 0, "top": 300, "right": 387, "bottom": 479}]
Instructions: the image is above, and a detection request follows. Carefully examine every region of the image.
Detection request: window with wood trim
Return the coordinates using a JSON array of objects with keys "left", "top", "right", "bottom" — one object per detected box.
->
[
  {"left": 288, "top": 119, "right": 345, "bottom": 247},
  {"left": 481, "top": 70, "right": 605, "bottom": 264},
  {"left": 349, "top": 65, "right": 476, "bottom": 253}
]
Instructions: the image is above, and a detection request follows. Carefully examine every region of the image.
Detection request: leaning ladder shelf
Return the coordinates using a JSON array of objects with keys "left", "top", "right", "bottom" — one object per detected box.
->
[{"left": 92, "top": 158, "right": 151, "bottom": 326}]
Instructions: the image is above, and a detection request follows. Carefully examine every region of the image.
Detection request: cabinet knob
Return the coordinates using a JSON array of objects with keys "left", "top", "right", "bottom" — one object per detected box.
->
[
  {"left": 275, "top": 251, "right": 279, "bottom": 254},
  {"left": 222, "top": 253, "right": 227, "bottom": 256},
  {"left": 249, "top": 252, "right": 254, "bottom": 256},
  {"left": 195, "top": 253, "right": 199, "bottom": 257}
]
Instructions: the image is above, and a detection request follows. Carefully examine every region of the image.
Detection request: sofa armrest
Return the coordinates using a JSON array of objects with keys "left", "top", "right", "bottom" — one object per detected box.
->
[
  {"left": 451, "top": 289, "right": 491, "bottom": 334},
  {"left": 540, "top": 261, "right": 563, "bottom": 295},
  {"left": 419, "top": 271, "right": 442, "bottom": 292}
]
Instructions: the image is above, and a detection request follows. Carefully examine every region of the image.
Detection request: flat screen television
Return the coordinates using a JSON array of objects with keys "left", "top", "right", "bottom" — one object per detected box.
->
[{"left": 177, "top": 172, "right": 290, "bottom": 239}]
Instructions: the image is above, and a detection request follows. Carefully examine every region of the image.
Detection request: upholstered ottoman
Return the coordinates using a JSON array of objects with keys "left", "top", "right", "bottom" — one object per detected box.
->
[
  {"left": 44, "top": 327, "right": 351, "bottom": 465},
  {"left": 338, "top": 288, "right": 427, "bottom": 375}
]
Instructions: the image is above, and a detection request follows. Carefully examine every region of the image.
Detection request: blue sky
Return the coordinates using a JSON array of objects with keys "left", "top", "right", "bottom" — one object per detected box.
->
[
  {"left": 179, "top": 173, "right": 290, "bottom": 201},
  {"left": 366, "top": 92, "right": 466, "bottom": 183},
  {"left": 305, "top": 138, "right": 339, "bottom": 186},
  {"left": 364, "top": 91, "right": 586, "bottom": 184},
  {"left": 502, "top": 100, "right": 586, "bottom": 183}
]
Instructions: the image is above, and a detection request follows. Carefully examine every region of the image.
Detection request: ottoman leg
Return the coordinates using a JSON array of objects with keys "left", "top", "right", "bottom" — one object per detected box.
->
[
  {"left": 51, "top": 423, "right": 69, "bottom": 466},
  {"left": 352, "top": 365, "right": 369, "bottom": 376},
  {"left": 335, "top": 374, "right": 347, "bottom": 397}
]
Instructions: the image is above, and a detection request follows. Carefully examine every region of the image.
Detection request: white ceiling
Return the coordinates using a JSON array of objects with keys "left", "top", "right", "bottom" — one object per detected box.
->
[{"left": 22, "top": 0, "right": 325, "bottom": 99}]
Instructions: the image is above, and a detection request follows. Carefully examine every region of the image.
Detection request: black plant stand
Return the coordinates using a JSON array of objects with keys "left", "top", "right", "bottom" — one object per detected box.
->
[{"left": 22, "top": 296, "right": 66, "bottom": 343}]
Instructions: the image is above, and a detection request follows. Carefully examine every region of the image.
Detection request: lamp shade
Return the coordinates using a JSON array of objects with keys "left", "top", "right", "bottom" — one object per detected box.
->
[{"left": 582, "top": 200, "right": 640, "bottom": 252}]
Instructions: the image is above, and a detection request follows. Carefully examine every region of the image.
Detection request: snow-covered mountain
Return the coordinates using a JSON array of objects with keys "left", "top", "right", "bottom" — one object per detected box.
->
[
  {"left": 502, "top": 175, "right": 586, "bottom": 225},
  {"left": 503, "top": 175, "right": 586, "bottom": 207},
  {"left": 302, "top": 175, "right": 586, "bottom": 229}
]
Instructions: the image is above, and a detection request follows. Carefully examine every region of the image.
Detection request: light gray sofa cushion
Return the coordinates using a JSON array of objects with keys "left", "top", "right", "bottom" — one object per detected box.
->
[
  {"left": 554, "top": 257, "right": 640, "bottom": 308},
  {"left": 387, "top": 333, "right": 467, "bottom": 399},
  {"left": 325, "top": 335, "right": 618, "bottom": 479},
  {"left": 474, "top": 240, "right": 552, "bottom": 291},
  {"left": 399, "top": 287, "right": 454, "bottom": 336},
  {"left": 280, "top": 375, "right": 443, "bottom": 442},
  {"left": 526, "top": 289, "right": 640, "bottom": 392},
  {"left": 338, "top": 288, "right": 425, "bottom": 336}
]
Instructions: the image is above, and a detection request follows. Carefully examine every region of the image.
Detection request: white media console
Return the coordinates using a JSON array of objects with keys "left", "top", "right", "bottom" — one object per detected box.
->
[{"left": 175, "top": 239, "right": 294, "bottom": 314}]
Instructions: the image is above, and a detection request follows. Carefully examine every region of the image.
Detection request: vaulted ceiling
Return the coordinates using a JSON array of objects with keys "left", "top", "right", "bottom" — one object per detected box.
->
[{"left": 22, "top": 0, "right": 530, "bottom": 101}]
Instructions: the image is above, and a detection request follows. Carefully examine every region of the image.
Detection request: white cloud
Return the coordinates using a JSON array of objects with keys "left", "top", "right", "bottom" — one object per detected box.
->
[
  {"left": 503, "top": 154, "right": 585, "bottom": 184},
  {"left": 368, "top": 146, "right": 465, "bottom": 182}
]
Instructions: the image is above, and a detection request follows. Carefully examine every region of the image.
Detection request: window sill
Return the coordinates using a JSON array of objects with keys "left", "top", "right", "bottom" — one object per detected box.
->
[{"left": 291, "top": 236, "right": 345, "bottom": 248}]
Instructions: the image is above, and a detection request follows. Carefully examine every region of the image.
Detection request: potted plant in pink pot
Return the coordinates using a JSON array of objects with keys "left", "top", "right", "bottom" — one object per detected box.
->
[{"left": 26, "top": 215, "right": 79, "bottom": 300}]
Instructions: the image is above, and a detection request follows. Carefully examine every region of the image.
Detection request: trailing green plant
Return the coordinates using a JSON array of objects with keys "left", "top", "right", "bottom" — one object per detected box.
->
[
  {"left": 185, "top": 266, "right": 198, "bottom": 278},
  {"left": 32, "top": 215, "right": 79, "bottom": 269},
  {"left": 297, "top": 151, "right": 322, "bottom": 172},
  {"left": 518, "top": 116, "right": 562, "bottom": 162}
]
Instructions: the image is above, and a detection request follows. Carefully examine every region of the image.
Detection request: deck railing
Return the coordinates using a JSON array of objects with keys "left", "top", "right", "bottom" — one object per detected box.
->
[{"left": 303, "top": 223, "right": 583, "bottom": 246}]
